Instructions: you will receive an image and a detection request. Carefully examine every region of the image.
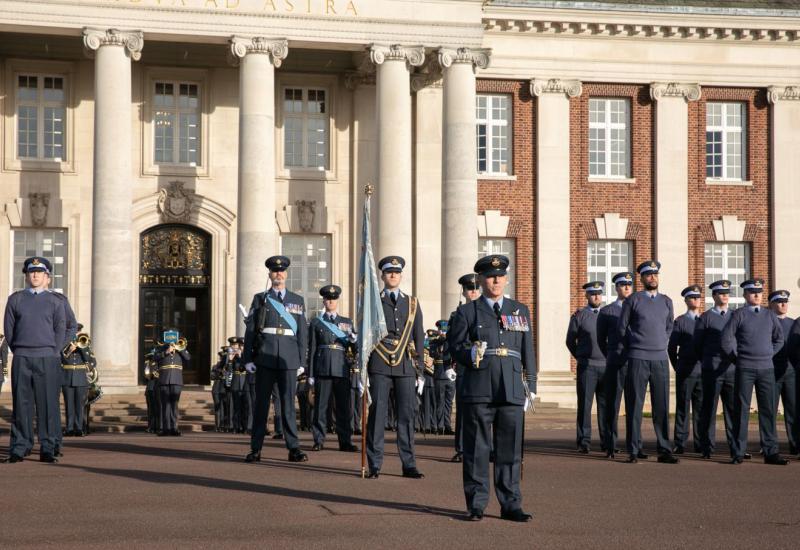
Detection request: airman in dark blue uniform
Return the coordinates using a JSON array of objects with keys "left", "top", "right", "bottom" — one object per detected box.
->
[
  {"left": 451, "top": 273, "right": 481, "bottom": 463},
  {"left": 668, "top": 285, "right": 703, "bottom": 454},
  {"left": 309, "top": 284, "right": 358, "bottom": 452},
  {"left": 431, "top": 320, "right": 455, "bottom": 436},
  {"left": 155, "top": 332, "right": 190, "bottom": 436},
  {"left": 61, "top": 323, "right": 93, "bottom": 437},
  {"left": 769, "top": 290, "right": 797, "bottom": 456},
  {"left": 566, "top": 280, "right": 606, "bottom": 453},
  {"left": 448, "top": 255, "right": 536, "bottom": 523},
  {"left": 244, "top": 255, "right": 309, "bottom": 464},
  {"left": 228, "top": 340, "right": 248, "bottom": 434}
]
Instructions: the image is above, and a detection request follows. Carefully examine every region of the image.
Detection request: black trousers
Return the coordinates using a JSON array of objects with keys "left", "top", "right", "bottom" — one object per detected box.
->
[
  {"left": 673, "top": 371, "right": 702, "bottom": 451},
  {"left": 246, "top": 383, "right": 256, "bottom": 432},
  {"left": 232, "top": 390, "right": 247, "bottom": 432},
  {"left": 312, "top": 376, "right": 353, "bottom": 447},
  {"left": 251, "top": 368, "right": 298, "bottom": 452},
  {"left": 462, "top": 402, "right": 524, "bottom": 514},
  {"left": 699, "top": 367, "right": 736, "bottom": 455},
  {"left": 420, "top": 385, "right": 435, "bottom": 431},
  {"left": 435, "top": 379, "right": 455, "bottom": 431},
  {"left": 624, "top": 359, "right": 671, "bottom": 455},
  {"left": 9, "top": 355, "right": 60, "bottom": 457},
  {"left": 454, "top": 374, "right": 465, "bottom": 454},
  {"left": 602, "top": 362, "right": 629, "bottom": 452},
  {"left": 366, "top": 374, "right": 417, "bottom": 472},
  {"left": 211, "top": 387, "right": 224, "bottom": 429},
  {"left": 774, "top": 363, "right": 797, "bottom": 453},
  {"left": 733, "top": 367, "right": 779, "bottom": 458},
  {"left": 63, "top": 385, "right": 88, "bottom": 433},
  {"left": 270, "top": 386, "right": 283, "bottom": 435},
  {"left": 145, "top": 387, "right": 158, "bottom": 431},
  {"left": 159, "top": 384, "right": 182, "bottom": 432},
  {"left": 576, "top": 363, "right": 607, "bottom": 450},
  {"left": 351, "top": 385, "right": 363, "bottom": 433}
]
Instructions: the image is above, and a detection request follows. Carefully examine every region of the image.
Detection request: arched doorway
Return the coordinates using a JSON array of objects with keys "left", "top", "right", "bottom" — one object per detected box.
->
[{"left": 138, "top": 224, "right": 211, "bottom": 385}]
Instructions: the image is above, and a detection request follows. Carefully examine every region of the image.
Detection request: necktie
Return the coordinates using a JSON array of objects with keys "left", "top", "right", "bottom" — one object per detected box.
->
[
  {"left": 720, "top": 310, "right": 725, "bottom": 316},
  {"left": 274, "top": 291, "right": 283, "bottom": 303},
  {"left": 493, "top": 302, "right": 502, "bottom": 327},
  {"left": 754, "top": 307, "right": 759, "bottom": 313},
  {"left": 390, "top": 292, "right": 397, "bottom": 305},
  {"left": 325, "top": 314, "right": 333, "bottom": 323}
]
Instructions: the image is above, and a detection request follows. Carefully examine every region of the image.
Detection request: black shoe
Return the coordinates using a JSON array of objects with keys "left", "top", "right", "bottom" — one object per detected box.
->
[
  {"left": 743, "top": 452, "right": 752, "bottom": 460},
  {"left": 272, "top": 433, "right": 284, "bottom": 440},
  {"left": 339, "top": 444, "right": 358, "bottom": 452},
  {"left": 701, "top": 452, "right": 712, "bottom": 460},
  {"left": 366, "top": 469, "right": 380, "bottom": 479},
  {"left": 729, "top": 456, "right": 743, "bottom": 465},
  {"left": 54, "top": 447, "right": 63, "bottom": 458},
  {"left": 625, "top": 455, "right": 638, "bottom": 464},
  {"left": 637, "top": 451, "right": 649, "bottom": 459},
  {"left": 764, "top": 453, "right": 789, "bottom": 465},
  {"left": 501, "top": 509, "right": 533, "bottom": 522},
  {"left": 577, "top": 446, "right": 590, "bottom": 454},
  {"left": 402, "top": 468, "right": 425, "bottom": 479},
  {"left": 789, "top": 446, "right": 797, "bottom": 456},
  {"left": 605, "top": 450, "right": 615, "bottom": 459},
  {"left": 657, "top": 452, "right": 679, "bottom": 464},
  {"left": 40, "top": 453, "right": 58, "bottom": 463},
  {"left": 245, "top": 451, "right": 261, "bottom": 463},
  {"left": 311, "top": 443, "right": 323, "bottom": 452},
  {"left": 158, "top": 431, "right": 168, "bottom": 437},
  {"left": 467, "top": 509, "right": 484, "bottom": 521},
  {"left": 672, "top": 446, "right": 685, "bottom": 455},
  {"left": 23, "top": 450, "right": 32, "bottom": 457},
  {"left": 288, "top": 448, "right": 308, "bottom": 462},
  {"left": 444, "top": 428, "right": 454, "bottom": 436},
  {"left": 3, "top": 454, "right": 24, "bottom": 464},
  {"left": 451, "top": 452, "right": 463, "bottom": 463},
  {"left": 171, "top": 430, "right": 182, "bottom": 437}
]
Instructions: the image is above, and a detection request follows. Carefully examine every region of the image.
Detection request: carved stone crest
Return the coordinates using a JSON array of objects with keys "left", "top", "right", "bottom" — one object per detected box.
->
[
  {"left": 157, "top": 181, "right": 195, "bottom": 223},
  {"left": 29, "top": 193, "right": 50, "bottom": 227},
  {"left": 295, "top": 200, "right": 316, "bottom": 233}
]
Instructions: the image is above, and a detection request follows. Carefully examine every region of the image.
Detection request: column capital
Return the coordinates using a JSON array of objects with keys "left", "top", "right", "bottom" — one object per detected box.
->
[
  {"left": 767, "top": 85, "right": 800, "bottom": 104},
  {"left": 530, "top": 78, "right": 583, "bottom": 98},
  {"left": 437, "top": 47, "right": 492, "bottom": 71},
  {"left": 368, "top": 44, "right": 426, "bottom": 68},
  {"left": 82, "top": 28, "right": 143, "bottom": 61},
  {"left": 649, "top": 82, "right": 702, "bottom": 102},
  {"left": 228, "top": 36, "right": 289, "bottom": 67}
]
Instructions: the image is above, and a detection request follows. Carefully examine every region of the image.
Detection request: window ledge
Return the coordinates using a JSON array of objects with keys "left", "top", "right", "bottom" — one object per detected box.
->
[
  {"left": 7, "top": 159, "right": 74, "bottom": 174},
  {"left": 144, "top": 163, "right": 208, "bottom": 178},
  {"left": 478, "top": 174, "right": 517, "bottom": 181},
  {"left": 705, "top": 179, "right": 753, "bottom": 187},
  {"left": 588, "top": 176, "right": 636, "bottom": 184}
]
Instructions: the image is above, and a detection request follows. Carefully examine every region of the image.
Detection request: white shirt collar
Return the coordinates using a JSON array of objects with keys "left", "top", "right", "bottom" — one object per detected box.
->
[
  {"left": 748, "top": 305, "right": 761, "bottom": 313},
  {"left": 483, "top": 295, "right": 504, "bottom": 310},
  {"left": 712, "top": 306, "right": 728, "bottom": 315},
  {"left": 26, "top": 287, "right": 46, "bottom": 295}
]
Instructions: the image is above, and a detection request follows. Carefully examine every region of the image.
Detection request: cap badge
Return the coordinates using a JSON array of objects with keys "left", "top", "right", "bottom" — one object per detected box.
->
[
  {"left": 491, "top": 257, "right": 501, "bottom": 267},
  {"left": 32, "top": 258, "right": 41, "bottom": 266},
  {"left": 391, "top": 258, "right": 399, "bottom": 266},
  {"left": 593, "top": 282, "right": 601, "bottom": 289},
  {"left": 722, "top": 282, "right": 729, "bottom": 288}
]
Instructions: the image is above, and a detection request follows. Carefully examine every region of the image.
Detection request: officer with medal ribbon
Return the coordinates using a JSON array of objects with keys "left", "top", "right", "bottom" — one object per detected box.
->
[
  {"left": 566, "top": 281, "right": 607, "bottom": 454},
  {"left": 447, "top": 254, "right": 536, "bottom": 522},
  {"left": 450, "top": 273, "right": 481, "bottom": 463},
  {"left": 769, "top": 290, "right": 797, "bottom": 457},
  {"left": 722, "top": 278, "right": 788, "bottom": 465},
  {"left": 308, "top": 284, "right": 358, "bottom": 452},
  {"left": 244, "top": 255, "right": 309, "bottom": 464},
  {"left": 3, "top": 256, "right": 68, "bottom": 463},
  {"left": 155, "top": 329, "right": 190, "bottom": 436},
  {"left": 365, "top": 256, "right": 425, "bottom": 479}
]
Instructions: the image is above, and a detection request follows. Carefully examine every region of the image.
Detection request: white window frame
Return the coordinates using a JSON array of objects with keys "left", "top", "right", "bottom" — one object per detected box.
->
[
  {"left": 277, "top": 74, "right": 337, "bottom": 181},
  {"left": 142, "top": 67, "right": 210, "bottom": 177},
  {"left": 588, "top": 98, "right": 631, "bottom": 179},
  {"left": 478, "top": 237, "right": 515, "bottom": 298},
  {"left": 587, "top": 240, "right": 633, "bottom": 305},
  {"left": 704, "top": 242, "right": 750, "bottom": 309},
  {"left": 280, "top": 234, "right": 333, "bottom": 314},
  {"left": 152, "top": 81, "right": 201, "bottom": 166},
  {"left": 705, "top": 102, "right": 747, "bottom": 183},
  {"left": 10, "top": 228, "right": 69, "bottom": 295},
  {"left": 476, "top": 93, "right": 512, "bottom": 176},
  {"left": 4, "top": 59, "right": 75, "bottom": 173}
]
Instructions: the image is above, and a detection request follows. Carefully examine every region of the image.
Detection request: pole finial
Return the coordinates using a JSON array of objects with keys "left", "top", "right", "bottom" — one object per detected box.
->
[{"left": 364, "top": 183, "right": 374, "bottom": 196}]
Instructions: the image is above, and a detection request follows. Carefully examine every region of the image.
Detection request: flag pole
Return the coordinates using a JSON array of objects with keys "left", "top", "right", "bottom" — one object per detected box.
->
[{"left": 361, "top": 389, "right": 368, "bottom": 478}]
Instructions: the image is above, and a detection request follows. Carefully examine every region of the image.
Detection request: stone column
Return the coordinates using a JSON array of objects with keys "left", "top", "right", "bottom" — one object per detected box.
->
[
  {"left": 83, "top": 28, "right": 143, "bottom": 387},
  {"left": 369, "top": 44, "right": 425, "bottom": 288},
  {"left": 768, "top": 85, "right": 800, "bottom": 316},
  {"left": 438, "top": 47, "right": 491, "bottom": 315},
  {"left": 650, "top": 82, "right": 701, "bottom": 302},
  {"left": 229, "top": 37, "right": 288, "bottom": 331},
  {"left": 531, "top": 78, "right": 582, "bottom": 374}
]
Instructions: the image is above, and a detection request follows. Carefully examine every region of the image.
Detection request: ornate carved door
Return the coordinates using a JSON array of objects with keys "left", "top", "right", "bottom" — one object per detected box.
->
[{"left": 138, "top": 224, "right": 211, "bottom": 385}]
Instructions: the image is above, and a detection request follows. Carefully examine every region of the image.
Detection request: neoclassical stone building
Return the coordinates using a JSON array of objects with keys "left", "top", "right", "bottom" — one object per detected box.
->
[{"left": 1, "top": 0, "right": 799, "bottom": 404}]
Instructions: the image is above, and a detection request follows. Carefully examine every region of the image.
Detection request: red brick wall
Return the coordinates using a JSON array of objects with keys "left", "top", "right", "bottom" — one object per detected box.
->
[
  {"left": 476, "top": 80, "right": 535, "bottom": 319},
  {"left": 569, "top": 84, "right": 655, "bottom": 314},
  {"left": 687, "top": 87, "right": 771, "bottom": 298}
]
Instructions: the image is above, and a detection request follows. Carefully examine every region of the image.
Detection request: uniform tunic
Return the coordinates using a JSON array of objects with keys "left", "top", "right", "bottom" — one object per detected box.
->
[
  {"left": 430, "top": 335, "right": 455, "bottom": 432},
  {"left": 61, "top": 345, "right": 91, "bottom": 434},
  {"left": 668, "top": 312, "right": 702, "bottom": 450},
  {"left": 597, "top": 300, "right": 628, "bottom": 453},
  {"left": 155, "top": 347, "right": 190, "bottom": 433}
]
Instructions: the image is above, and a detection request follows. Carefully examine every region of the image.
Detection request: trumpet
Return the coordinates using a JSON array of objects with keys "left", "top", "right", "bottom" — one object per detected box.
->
[
  {"left": 62, "top": 332, "right": 91, "bottom": 355},
  {"left": 174, "top": 337, "right": 188, "bottom": 353}
]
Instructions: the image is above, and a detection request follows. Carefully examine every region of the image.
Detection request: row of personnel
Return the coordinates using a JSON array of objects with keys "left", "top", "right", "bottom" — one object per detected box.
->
[{"left": 566, "top": 261, "right": 797, "bottom": 466}]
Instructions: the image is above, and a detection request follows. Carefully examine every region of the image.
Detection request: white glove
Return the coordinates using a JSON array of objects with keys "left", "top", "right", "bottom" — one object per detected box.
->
[
  {"left": 244, "top": 362, "right": 256, "bottom": 374},
  {"left": 348, "top": 332, "right": 358, "bottom": 343},
  {"left": 445, "top": 368, "right": 457, "bottom": 382},
  {"left": 308, "top": 377, "right": 315, "bottom": 387},
  {"left": 524, "top": 396, "right": 531, "bottom": 412},
  {"left": 416, "top": 377, "right": 425, "bottom": 396},
  {"left": 358, "top": 379, "right": 365, "bottom": 396},
  {"left": 470, "top": 341, "right": 488, "bottom": 362},
  {"left": 296, "top": 366, "right": 305, "bottom": 378}
]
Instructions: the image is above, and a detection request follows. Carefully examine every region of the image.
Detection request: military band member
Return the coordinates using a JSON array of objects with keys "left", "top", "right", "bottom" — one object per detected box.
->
[
  {"left": 694, "top": 280, "right": 739, "bottom": 459},
  {"left": 451, "top": 273, "right": 481, "bottom": 463},
  {"left": 616, "top": 260, "right": 678, "bottom": 464},
  {"left": 769, "top": 290, "right": 797, "bottom": 456},
  {"left": 229, "top": 341, "right": 248, "bottom": 434},
  {"left": 668, "top": 286, "right": 703, "bottom": 454},
  {"left": 61, "top": 323, "right": 92, "bottom": 437},
  {"left": 722, "top": 279, "right": 787, "bottom": 465},
  {"left": 211, "top": 350, "right": 227, "bottom": 432},
  {"left": 418, "top": 330, "right": 436, "bottom": 434},
  {"left": 365, "top": 256, "right": 425, "bottom": 479},
  {"left": 431, "top": 320, "right": 456, "bottom": 436},
  {"left": 155, "top": 332, "right": 190, "bottom": 437},
  {"left": 0, "top": 333, "right": 8, "bottom": 396},
  {"left": 3, "top": 256, "right": 68, "bottom": 463},
  {"left": 566, "top": 281, "right": 607, "bottom": 454},
  {"left": 448, "top": 254, "right": 536, "bottom": 522},
  {"left": 244, "top": 255, "right": 309, "bottom": 463},
  {"left": 598, "top": 272, "right": 635, "bottom": 459},
  {"left": 309, "top": 284, "right": 358, "bottom": 452}
]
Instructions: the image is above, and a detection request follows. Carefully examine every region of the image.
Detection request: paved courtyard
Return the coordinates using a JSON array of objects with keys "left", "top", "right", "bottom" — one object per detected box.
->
[{"left": 1, "top": 412, "right": 797, "bottom": 549}]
